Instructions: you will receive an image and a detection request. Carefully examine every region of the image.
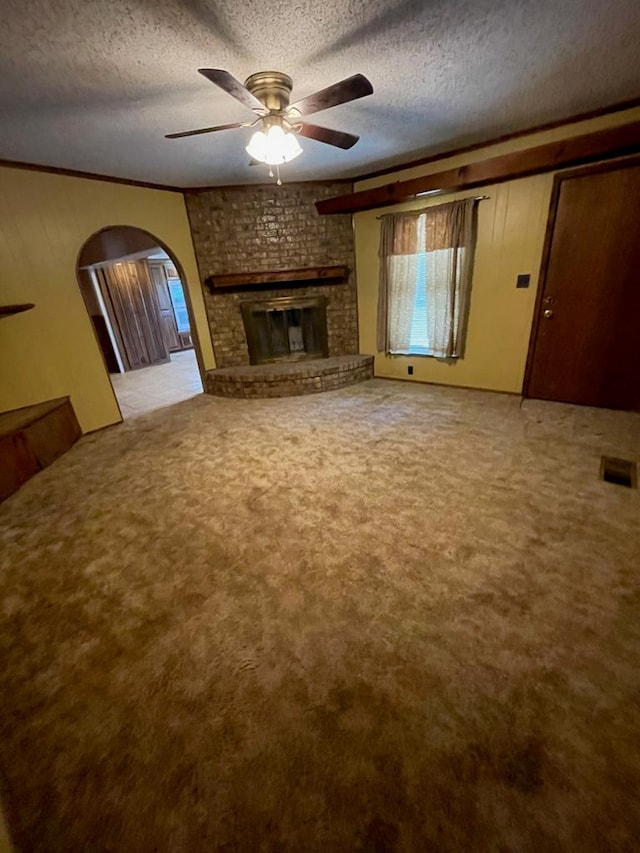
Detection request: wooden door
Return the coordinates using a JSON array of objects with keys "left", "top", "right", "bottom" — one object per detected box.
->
[
  {"left": 149, "top": 262, "right": 181, "bottom": 352},
  {"left": 525, "top": 160, "right": 640, "bottom": 411},
  {"left": 96, "top": 261, "right": 169, "bottom": 370}
]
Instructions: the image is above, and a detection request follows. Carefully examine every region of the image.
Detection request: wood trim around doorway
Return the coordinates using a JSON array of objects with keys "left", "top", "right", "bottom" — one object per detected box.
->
[{"left": 521, "top": 153, "right": 640, "bottom": 398}]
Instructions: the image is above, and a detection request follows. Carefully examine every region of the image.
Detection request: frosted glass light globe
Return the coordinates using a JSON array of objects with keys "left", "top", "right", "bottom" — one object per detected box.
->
[
  {"left": 245, "top": 130, "right": 267, "bottom": 163},
  {"left": 246, "top": 125, "right": 303, "bottom": 165}
]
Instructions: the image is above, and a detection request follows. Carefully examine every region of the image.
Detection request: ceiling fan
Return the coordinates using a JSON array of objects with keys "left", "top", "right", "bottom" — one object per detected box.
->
[{"left": 166, "top": 69, "right": 373, "bottom": 182}]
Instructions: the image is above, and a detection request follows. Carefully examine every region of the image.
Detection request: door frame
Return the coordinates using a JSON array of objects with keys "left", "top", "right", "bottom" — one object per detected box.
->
[
  {"left": 76, "top": 225, "right": 206, "bottom": 423},
  {"left": 522, "top": 153, "right": 640, "bottom": 399}
]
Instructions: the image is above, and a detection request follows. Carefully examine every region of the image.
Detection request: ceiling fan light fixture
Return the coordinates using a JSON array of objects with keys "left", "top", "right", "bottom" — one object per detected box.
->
[
  {"left": 282, "top": 130, "right": 303, "bottom": 162},
  {"left": 169, "top": 69, "right": 373, "bottom": 183},
  {"left": 245, "top": 129, "right": 268, "bottom": 162},
  {"left": 246, "top": 123, "right": 302, "bottom": 165}
]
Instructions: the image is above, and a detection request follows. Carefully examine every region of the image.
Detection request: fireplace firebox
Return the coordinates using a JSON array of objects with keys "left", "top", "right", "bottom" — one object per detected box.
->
[{"left": 241, "top": 295, "right": 329, "bottom": 365}]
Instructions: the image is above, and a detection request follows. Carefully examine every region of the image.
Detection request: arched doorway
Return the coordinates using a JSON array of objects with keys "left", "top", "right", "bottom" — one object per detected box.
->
[{"left": 77, "top": 226, "right": 204, "bottom": 419}]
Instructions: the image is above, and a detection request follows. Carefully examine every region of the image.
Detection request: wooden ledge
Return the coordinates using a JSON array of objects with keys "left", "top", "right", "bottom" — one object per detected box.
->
[
  {"left": 0, "top": 396, "right": 72, "bottom": 439},
  {"left": 0, "top": 303, "right": 35, "bottom": 317},
  {"left": 205, "top": 265, "right": 348, "bottom": 293}
]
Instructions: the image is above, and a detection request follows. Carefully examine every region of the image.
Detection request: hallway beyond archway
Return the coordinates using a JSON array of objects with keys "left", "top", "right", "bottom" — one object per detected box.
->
[{"left": 76, "top": 226, "right": 204, "bottom": 418}]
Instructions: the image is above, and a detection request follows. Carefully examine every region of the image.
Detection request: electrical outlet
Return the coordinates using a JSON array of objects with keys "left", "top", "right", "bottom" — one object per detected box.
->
[
  {"left": 516, "top": 274, "right": 531, "bottom": 288},
  {"left": 407, "top": 365, "right": 414, "bottom": 375}
]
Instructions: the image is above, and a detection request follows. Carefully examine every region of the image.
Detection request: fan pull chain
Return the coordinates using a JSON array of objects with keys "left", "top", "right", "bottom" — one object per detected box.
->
[{"left": 266, "top": 166, "right": 282, "bottom": 186}]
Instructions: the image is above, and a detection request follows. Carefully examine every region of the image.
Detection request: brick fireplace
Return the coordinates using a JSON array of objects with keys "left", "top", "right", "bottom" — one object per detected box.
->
[{"left": 184, "top": 182, "right": 358, "bottom": 368}]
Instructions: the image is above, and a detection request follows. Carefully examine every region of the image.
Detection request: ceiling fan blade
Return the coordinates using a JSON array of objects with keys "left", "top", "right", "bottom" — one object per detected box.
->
[
  {"left": 198, "top": 69, "right": 265, "bottom": 112},
  {"left": 165, "top": 121, "right": 245, "bottom": 139},
  {"left": 288, "top": 73, "right": 373, "bottom": 117},
  {"left": 297, "top": 123, "right": 359, "bottom": 150}
]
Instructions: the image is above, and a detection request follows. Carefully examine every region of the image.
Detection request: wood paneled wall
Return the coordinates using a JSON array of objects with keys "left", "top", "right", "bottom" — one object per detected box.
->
[
  {"left": 355, "top": 178, "right": 552, "bottom": 392},
  {"left": 354, "top": 105, "right": 640, "bottom": 394}
]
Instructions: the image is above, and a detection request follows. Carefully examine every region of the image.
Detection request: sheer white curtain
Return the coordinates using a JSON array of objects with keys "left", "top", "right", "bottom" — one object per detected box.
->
[
  {"left": 386, "top": 254, "right": 420, "bottom": 352},
  {"left": 414, "top": 247, "right": 465, "bottom": 357},
  {"left": 377, "top": 198, "right": 476, "bottom": 358}
]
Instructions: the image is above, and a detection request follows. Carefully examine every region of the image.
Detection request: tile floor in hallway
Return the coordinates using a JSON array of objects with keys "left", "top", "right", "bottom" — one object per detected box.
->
[{"left": 110, "top": 349, "right": 203, "bottom": 418}]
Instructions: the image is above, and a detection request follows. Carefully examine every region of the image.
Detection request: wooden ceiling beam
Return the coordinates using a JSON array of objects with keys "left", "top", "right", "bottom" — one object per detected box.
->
[{"left": 316, "top": 121, "right": 640, "bottom": 215}]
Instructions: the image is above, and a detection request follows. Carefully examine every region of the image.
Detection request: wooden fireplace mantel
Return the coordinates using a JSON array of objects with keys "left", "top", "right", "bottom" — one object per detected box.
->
[{"left": 205, "top": 265, "right": 349, "bottom": 293}]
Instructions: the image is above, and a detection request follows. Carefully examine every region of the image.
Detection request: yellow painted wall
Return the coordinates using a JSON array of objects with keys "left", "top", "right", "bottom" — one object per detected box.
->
[
  {"left": 354, "top": 106, "right": 640, "bottom": 393},
  {"left": 0, "top": 167, "right": 215, "bottom": 433}
]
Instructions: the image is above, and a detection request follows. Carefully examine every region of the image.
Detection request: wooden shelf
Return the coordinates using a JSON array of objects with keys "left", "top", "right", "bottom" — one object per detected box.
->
[
  {"left": 205, "top": 265, "right": 349, "bottom": 293},
  {"left": 0, "top": 303, "right": 35, "bottom": 317}
]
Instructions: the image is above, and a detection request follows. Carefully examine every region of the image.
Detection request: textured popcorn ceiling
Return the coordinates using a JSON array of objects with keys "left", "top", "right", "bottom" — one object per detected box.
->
[{"left": 0, "top": 0, "right": 639, "bottom": 187}]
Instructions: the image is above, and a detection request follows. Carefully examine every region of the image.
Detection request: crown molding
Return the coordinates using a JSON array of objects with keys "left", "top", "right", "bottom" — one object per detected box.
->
[
  {"left": 1, "top": 96, "right": 639, "bottom": 195},
  {"left": 0, "top": 158, "right": 183, "bottom": 192},
  {"left": 352, "top": 96, "right": 640, "bottom": 183}
]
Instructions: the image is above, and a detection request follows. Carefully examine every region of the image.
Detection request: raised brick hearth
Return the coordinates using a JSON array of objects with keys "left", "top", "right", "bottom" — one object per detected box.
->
[{"left": 206, "top": 355, "right": 374, "bottom": 399}]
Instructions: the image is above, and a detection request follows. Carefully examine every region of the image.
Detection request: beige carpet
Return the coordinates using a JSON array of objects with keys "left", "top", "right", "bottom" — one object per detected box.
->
[{"left": 0, "top": 379, "right": 639, "bottom": 852}]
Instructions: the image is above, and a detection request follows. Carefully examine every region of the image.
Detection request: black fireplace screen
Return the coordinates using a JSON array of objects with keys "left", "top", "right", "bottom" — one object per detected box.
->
[{"left": 241, "top": 295, "right": 329, "bottom": 365}]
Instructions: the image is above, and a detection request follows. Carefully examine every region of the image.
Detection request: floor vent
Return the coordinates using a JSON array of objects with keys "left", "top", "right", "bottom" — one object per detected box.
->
[{"left": 600, "top": 456, "right": 637, "bottom": 488}]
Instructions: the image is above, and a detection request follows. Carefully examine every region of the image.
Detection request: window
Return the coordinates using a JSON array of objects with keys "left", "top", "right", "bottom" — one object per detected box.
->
[
  {"left": 167, "top": 280, "right": 191, "bottom": 333},
  {"left": 405, "top": 248, "right": 465, "bottom": 355},
  {"left": 377, "top": 198, "right": 476, "bottom": 359}
]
